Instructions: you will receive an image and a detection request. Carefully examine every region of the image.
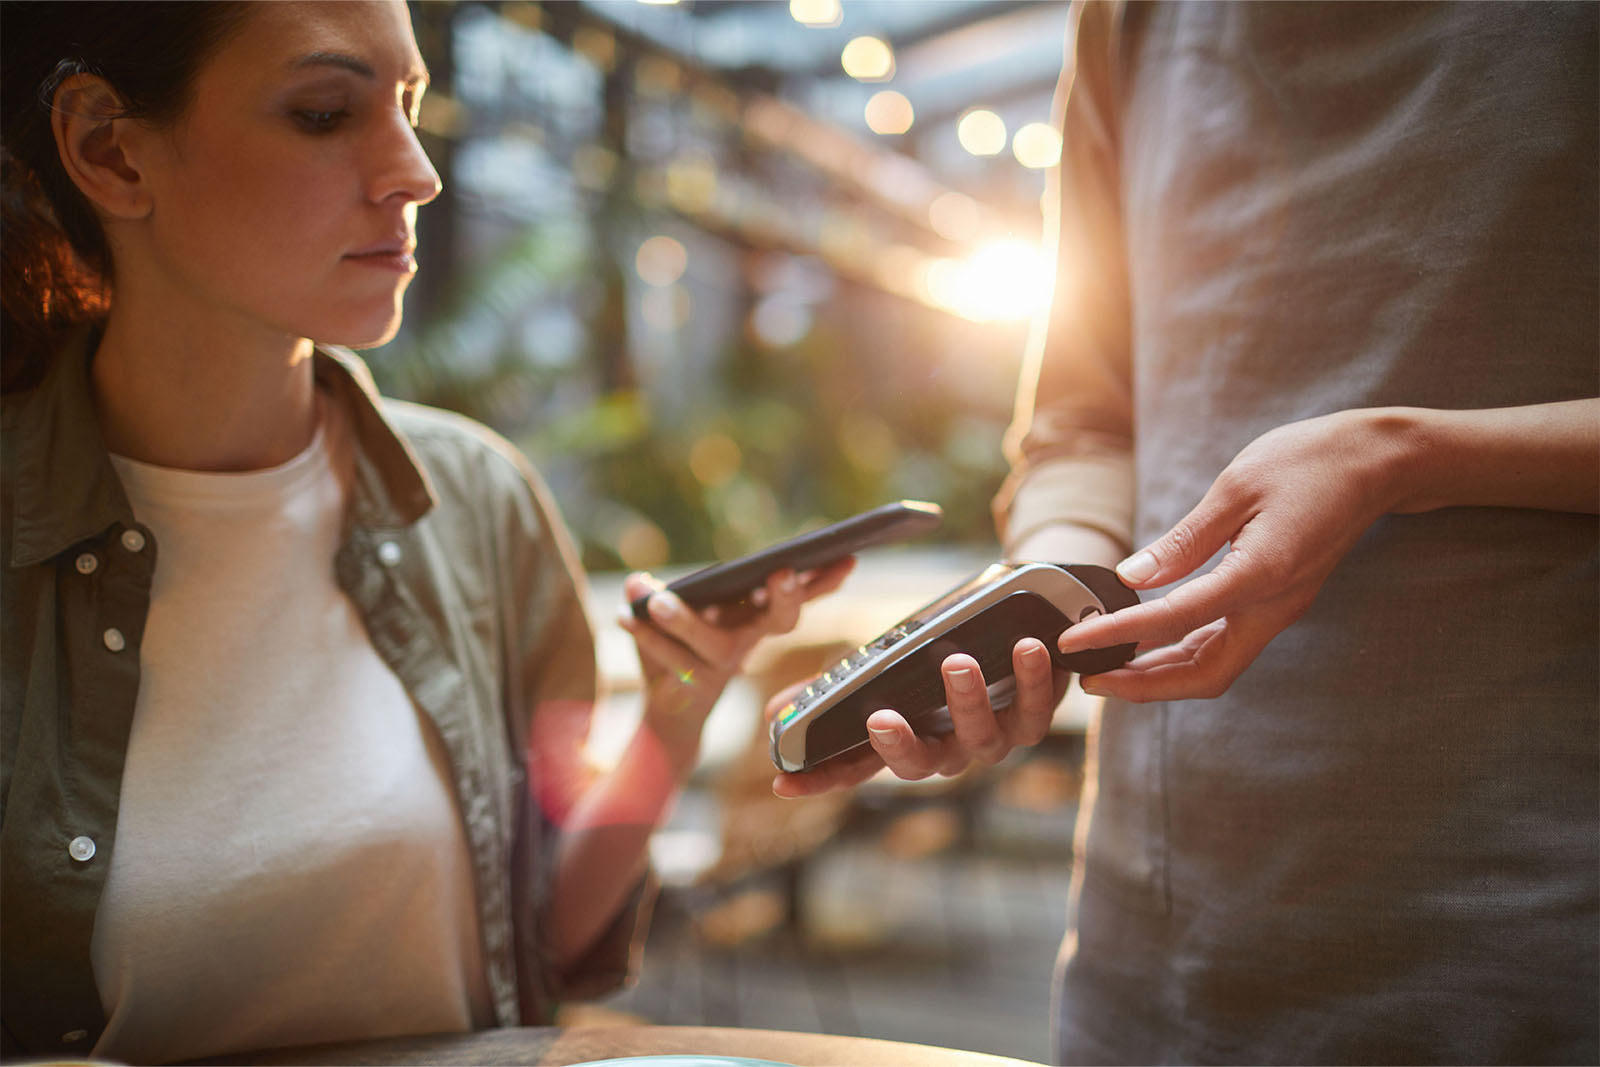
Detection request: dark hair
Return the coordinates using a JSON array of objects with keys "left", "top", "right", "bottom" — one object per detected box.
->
[{"left": 1, "top": 1, "right": 251, "bottom": 391}]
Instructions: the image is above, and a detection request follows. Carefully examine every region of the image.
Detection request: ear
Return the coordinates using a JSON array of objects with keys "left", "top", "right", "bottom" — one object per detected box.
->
[{"left": 50, "top": 72, "right": 155, "bottom": 221}]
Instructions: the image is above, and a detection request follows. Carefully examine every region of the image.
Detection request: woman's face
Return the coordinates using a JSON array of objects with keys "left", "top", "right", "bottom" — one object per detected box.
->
[{"left": 131, "top": 0, "right": 441, "bottom": 348}]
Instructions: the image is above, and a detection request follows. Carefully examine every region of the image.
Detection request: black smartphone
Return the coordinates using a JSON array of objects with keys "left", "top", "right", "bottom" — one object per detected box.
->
[{"left": 629, "top": 500, "right": 943, "bottom": 621}]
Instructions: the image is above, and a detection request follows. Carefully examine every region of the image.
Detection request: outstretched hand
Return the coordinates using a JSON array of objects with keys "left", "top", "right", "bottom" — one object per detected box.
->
[{"left": 1057, "top": 410, "right": 1406, "bottom": 702}]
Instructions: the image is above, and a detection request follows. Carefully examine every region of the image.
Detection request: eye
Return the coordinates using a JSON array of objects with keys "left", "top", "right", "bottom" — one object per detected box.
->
[{"left": 292, "top": 108, "right": 350, "bottom": 133}]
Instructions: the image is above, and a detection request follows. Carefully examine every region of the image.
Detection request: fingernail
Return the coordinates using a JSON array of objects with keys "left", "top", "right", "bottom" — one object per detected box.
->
[
  {"left": 868, "top": 726, "right": 899, "bottom": 746},
  {"left": 1058, "top": 630, "right": 1086, "bottom": 654},
  {"left": 779, "top": 570, "right": 797, "bottom": 592},
  {"left": 1019, "top": 642, "right": 1046, "bottom": 666},
  {"left": 1080, "top": 676, "right": 1106, "bottom": 695},
  {"left": 947, "top": 667, "right": 977, "bottom": 693},
  {"left": 1117, "top": 550, "right": 1158, "bottom": 584},
  {"left": 616, "top": 605, "right": 634, "bottom": 627},
  {"left": 648, "top": 593, "right": 682, "bottom": 621}
]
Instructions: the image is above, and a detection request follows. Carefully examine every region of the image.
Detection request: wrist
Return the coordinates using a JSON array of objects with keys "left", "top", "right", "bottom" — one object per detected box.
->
[
  {"left": 1352, "top": 406, "right": 1436, "bottom": 516},
  {"left": 639, "top": 698, "right": 708, "bottom": 782}
]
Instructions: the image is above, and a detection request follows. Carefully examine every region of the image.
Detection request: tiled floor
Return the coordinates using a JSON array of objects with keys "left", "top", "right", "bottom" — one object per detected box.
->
[{"left": 577, "top": 741, "right": 1085, "bottom": 1065}]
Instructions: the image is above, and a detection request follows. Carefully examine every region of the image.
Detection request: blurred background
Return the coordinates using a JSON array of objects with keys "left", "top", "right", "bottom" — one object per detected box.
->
[
  {"left": 382, "top": 3, "right": 1085, "bottom": 1062},
  {"left": 380, "top": 0, "right": 1069, "bottom": 570}
]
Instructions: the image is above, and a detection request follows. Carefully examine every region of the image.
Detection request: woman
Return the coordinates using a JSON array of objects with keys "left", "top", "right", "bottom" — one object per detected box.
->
[{"left": 0, "top": 2, "right": 847, "bottom": 1061}]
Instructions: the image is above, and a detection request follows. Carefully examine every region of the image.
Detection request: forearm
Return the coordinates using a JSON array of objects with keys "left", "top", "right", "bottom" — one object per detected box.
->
[
  {"left": 1378, "top": 399, "right": 1600, "bottom": 515},
  {"left": 997, "top": 451, "right": 1135, "bottom": 567},
  {"left": 545, "top": 718, "right": 689, "bottom": 969}
]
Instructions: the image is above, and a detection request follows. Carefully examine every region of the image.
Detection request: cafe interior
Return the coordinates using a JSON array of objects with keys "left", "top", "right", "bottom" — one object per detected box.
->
[{"left": 373, "top": 1, "right": 1083, "bottom": 1062}]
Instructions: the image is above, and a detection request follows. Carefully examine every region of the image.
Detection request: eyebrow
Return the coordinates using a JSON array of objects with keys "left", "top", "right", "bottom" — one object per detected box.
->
[{"left": 289, "top": 51, "right": 430, "bottom": 87}]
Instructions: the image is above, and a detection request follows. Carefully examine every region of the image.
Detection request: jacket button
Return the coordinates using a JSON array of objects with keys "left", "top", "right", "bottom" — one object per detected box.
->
[
  {"left": 121, "top": 528, "right": 147, "bottom": 553},
  {"left": 377, "top": 541, "right": 403, "bottom": 567},
  {"left": 62, "top": 1029, "right": 88, "bottom": 1043},
  {"left": 103, "top": 628, "right": 126, "bottom": 652},
  {"left": 75, "top": 553, "right": 99, "bottom": 575},
  {"left": 69, "top": 836, "right": 96, "bottom": 862}
]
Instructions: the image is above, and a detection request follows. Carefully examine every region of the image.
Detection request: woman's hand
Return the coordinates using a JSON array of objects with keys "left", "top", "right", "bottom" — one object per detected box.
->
[
  {"left": 771, "top": 638, "right": 1071, "bottom": 797},
  {"left": 618, "top": 559, "right": 854, "bottom": 773},
  {"left": 1056, "top": 409, "right": 1412, "bottom": 702}
]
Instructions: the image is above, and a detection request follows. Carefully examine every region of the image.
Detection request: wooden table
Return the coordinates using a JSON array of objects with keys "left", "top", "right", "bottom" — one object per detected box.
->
[{"left": 206, "top": 1024, "right": 1048, "bottom": 1066}]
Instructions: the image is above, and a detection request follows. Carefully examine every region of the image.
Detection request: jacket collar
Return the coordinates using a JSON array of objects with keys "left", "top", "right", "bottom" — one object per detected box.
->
[
  {"left": 312, "top": 343, "right": 436, "bottom": 531},
  {"left": 5, "top": 327, "right": 436, "bottom": 568}
]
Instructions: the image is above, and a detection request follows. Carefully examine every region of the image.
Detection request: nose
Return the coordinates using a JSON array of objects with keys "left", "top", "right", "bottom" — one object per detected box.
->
[{"left": 369, "top": 109, "right": 442, "bottom": 207}]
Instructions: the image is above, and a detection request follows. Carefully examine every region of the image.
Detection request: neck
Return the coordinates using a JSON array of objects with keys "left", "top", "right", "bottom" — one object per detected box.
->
[{"left": 91, "top": 307, "right": 320, "bottom": 472}]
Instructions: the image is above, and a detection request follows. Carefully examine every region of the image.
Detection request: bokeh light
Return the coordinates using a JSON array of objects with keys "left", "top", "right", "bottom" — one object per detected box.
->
[
  {"left": 1012, "top": 121, "right": 1062, "bottom": 169},
  {"left": 927, "top": 191, "right": 980, "bottom": 242},
  {"left": 689, "top": 433, "right": 743, "bottom": 488},
  {"left": 664, "top": 156, "right": 718, "bottom": 215},
  {"left": 640, "top": 285, "right": 691, "bottom": 332},
  {"left": 749, "top": 296, "right": 814, "bottom": 348},
  {"left": 617, "top": 520, "right": 669, "bottom": 570},
  {"left": 918, "top": 240, "right": 1052, "bottom": 322},
  {"left": 789, "top": 0, "right": 842, "bottom": 28},
  {"left": 957, "top": 108, "right": 1006, "bottom": 156},
  {"left": 841, "top": 36, "right": 894, "bottom": 81},
  {"left": 864, "top": 90, "right": 914, "bottom": 135},
  {"left": 635, "top": 235, "right": 688, "bottom": 286}
]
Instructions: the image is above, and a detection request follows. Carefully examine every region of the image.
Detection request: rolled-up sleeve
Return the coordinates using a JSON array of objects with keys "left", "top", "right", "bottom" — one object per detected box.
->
[{"left": 995, "top": 0, "right": 1137, "bottom": 557}]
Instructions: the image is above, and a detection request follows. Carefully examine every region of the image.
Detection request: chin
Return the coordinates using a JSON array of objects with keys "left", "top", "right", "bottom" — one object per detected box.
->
[{"left": 315, "top": 299, "right": 407, "bottom": 350}]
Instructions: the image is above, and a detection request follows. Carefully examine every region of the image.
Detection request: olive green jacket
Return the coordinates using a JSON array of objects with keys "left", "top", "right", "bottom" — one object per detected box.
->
[{"left": 0, "top": 331, "right": 645, "bottom": 1056}]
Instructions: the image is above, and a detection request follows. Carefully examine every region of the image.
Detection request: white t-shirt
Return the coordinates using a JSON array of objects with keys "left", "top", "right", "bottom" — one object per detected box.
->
[{"left": 91, "top": 397, "right": 493, "bottom": 1063}]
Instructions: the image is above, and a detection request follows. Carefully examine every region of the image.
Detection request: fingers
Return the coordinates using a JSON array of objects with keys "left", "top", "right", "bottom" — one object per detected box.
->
[
  {"left": 1056, "top": 569, "right": 1219, "bottom": 655},
  {"left": 798, "top": 556, "right": 855, "bottom": 600},
  {"left": 865, "top": 708, "right": 971, "bottom": 780},
  {"left": 1078, "top": 607, "right": 1284, "bottom": 703},
  {"left": 621, "top": 609, "right": 720, "bottom": 685},
  {"left": 942, "top": 655, "right": 1006, "bottom": 764},
  {"left": 772, "top": 743, "right": 885, "bottom": 797},
  {"left": 776, "top": 636, "right": 1063, "bottom": 795},
  {"left": 1114, "top": 482, "right": 1245, "bottom": 590},
  {"left": 943, "top": 642, "right": 1058, "bottom": 763},
  {"left": 621, "top": 573, "right": 750, "bottom": 672},
  {"left": 752, "top": 569, "right": 804, "bottom": 637},
  {"left": 1009, "top": 639, "right": 1060, "bottom": 746}
]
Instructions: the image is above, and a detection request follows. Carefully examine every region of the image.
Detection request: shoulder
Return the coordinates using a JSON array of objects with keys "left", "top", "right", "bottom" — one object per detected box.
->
[
  {"left": 376, "top": 397, "right": 575, "bottom": 559},
  {"left": 382, "top": 397, "right": 540, "bottom": 491}
]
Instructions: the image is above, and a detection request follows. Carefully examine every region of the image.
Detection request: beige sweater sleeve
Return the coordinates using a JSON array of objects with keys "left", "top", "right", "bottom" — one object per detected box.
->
[{"left": 994, "top": 0, "right": 1136, "bottom": 563}]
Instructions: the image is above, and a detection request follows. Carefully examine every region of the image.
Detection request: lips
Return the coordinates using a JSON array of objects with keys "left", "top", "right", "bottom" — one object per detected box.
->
[
  {"left": 346, "top": 235, "right": 416, "bottom": 258},
  {"left": 344, "top": 234, "right": 418, "bottom": 273}
]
